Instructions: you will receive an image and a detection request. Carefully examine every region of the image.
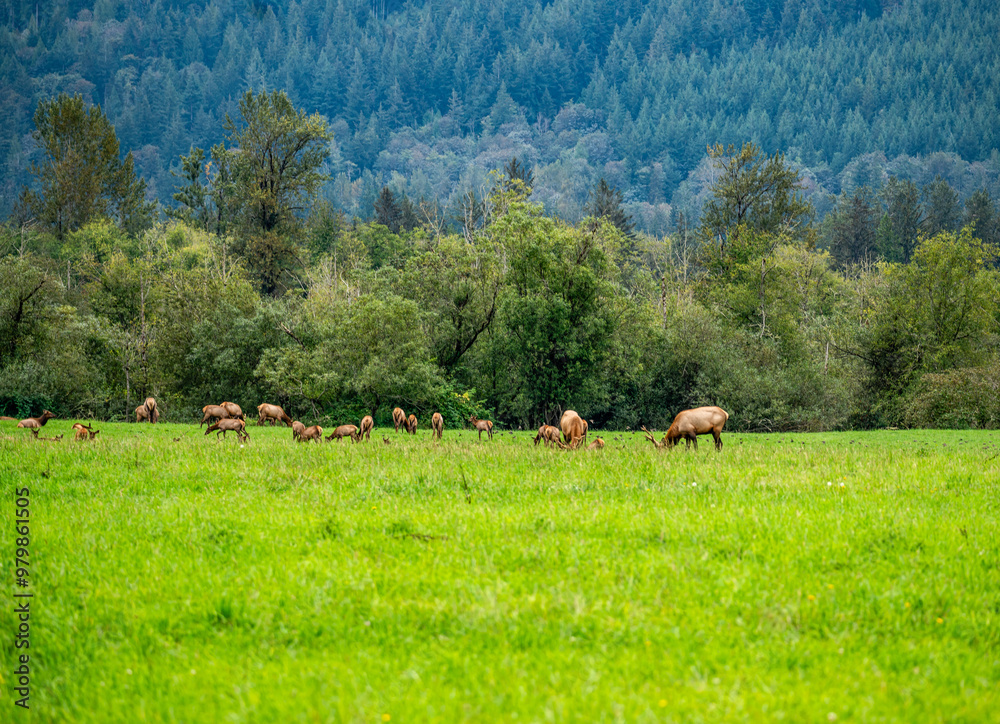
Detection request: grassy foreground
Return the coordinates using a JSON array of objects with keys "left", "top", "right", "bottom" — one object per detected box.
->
[{"left": 1, "top": 420, "right": 998, "bottom": 723}]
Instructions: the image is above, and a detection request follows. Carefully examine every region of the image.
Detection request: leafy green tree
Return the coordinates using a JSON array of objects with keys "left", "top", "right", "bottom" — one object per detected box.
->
[
  {"left": 700, "top": 142, "right": 811, "bottom": 247},
  {"left": 584, "top": 177, "right": 635, "bottom": 238},
  {"left": 27, "top": 93, "right": 153, "bottom": 239},
  {"left": 217, "top": 90, "right": 330, "bottom": 234},
  {"left": 0, "top": 255, "right": 60, "bottom": 368}
]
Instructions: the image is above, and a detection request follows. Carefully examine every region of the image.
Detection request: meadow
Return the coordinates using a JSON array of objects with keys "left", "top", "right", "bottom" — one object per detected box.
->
[{"left": 0, "top": 420, "right": 998, "bottom": 723}]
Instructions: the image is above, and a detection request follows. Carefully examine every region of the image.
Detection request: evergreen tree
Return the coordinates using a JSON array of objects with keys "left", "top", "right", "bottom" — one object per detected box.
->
[
  {"left": 921, "top": 176, "right": 962, "bottom": 237},
  {"left": 963, "top": 189, "right": 999, "bottom": 249},
  {"left": 585, "top": 177, "right": 635, "bottom": 238},
  {"left": 27, "top": 93, "right": 153, "bottom": 239},
  {"left": 829, "top": 186, "right": 879, "bottom": 267},
  {"left": 502, "top": 157, "right": 534, "bottom": 196},
  {"left": 877, "top": 176, "right": 922, "bottom": 263},
  {"left": 374, "top": 186, "right": 402, "bottom": 232}
]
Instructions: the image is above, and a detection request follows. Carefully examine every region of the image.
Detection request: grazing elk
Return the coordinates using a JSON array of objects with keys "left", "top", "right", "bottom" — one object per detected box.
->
[
  {"left": 534, "top": 424, "right": 560, "bottom": 447},
  {"left": 291, "top": 420, "right": 306, "bottom": 441},
  {"left": 431, "top": 412, "right": 444, "bottom": 440},
  {"left": 257, "top": 403, "right": 293, "bottom": 427},
  {"left": 406, "top": 414, "right": 418, "bottom": 435},
  {"left": 17, "top": 410, "right": 55, "bottom": 429},
  {"left": 205, "top": 418, "right": 250, "bottom": 442},
  {"left": 326, "top": 424, "right": 360, "bottom": 442},
  {"left": 220, "top": 401, "right": 244, "bottom": 420},
  {"left": 469, "top": 415, "right": 494, "bottom": 441},
  {"left": 200, "top": 404, "right": 230, "bottom": 427},
  {"left": 392, "top": 407, "right": 407, "bottom": 433},
  {"left": 298, "top": 425, "right": 323, "bottom": 443},
  {"left": 72, "top": 422, "right": 100, "bottom": 441},
  {"left": 359, "top": 415, "right": 374, "bottom": 441},
  {"left": 642, "top": 406, "right": 729, "bottom": 451},
  {"left": 559, "top": 410, "right": 588, "bottom": 449}
]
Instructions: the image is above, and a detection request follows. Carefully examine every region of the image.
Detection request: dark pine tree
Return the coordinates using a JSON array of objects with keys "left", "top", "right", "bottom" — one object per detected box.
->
[
  {"left": 374, "top": 185, "right": 401, "bottom": 232},
  {"left": 585, "top": 177, "right": 635, "bottom": 238}
]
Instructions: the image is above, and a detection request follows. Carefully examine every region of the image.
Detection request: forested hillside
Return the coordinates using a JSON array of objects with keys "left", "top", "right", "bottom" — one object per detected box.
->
[{"left": 2, "top": 0, "right": 999, "bottom": 229}]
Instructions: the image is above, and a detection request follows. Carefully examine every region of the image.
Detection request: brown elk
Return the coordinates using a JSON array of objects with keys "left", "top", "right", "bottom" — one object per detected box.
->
[
  {"left": 144, "top": 397, "right": 159, "bottom": 423},
  {"left": 359, "top": 415, "right": 374, "bottom": 441},
  {"left": 392, "top": 407, "right": 406, "bottom": 432},
  {"left": 534, "top": 424, "right": 560, "bottom": 447},
  {"left": 257, "top": 403, "right": 293, "bottom": 427},
  {"left": 73, "top": 422, "right": 100, "bottom": 441},
  {"left": 298, "top": 425, "right": 323, "bottom": 442},
  {"left": 642, "top": 406, "right": 729, "bottom": 451},
  {"left": 291, "top": 420, "right": 306, "bottom": 441},
  {"left": 0, "top": 416, "right": 17, "bottom": 421},
  {"left": 220, "top": 401, "right": 244, "bottom": 419},
  {"left": 586, "top": 438, "right": 605, "bottom": 451},
  {"left": 200, "top": 404, "right": 230, "bottom": 427},
  {"left": 431, "top": 412, "right": 444, "bottom": 440},
  {"left": 17, "top": 411, "right": 55, "bottom": 429},
  {"left": 135, "top": 404, "right": 150, "bottom": 423},
  {"left": 205, "top": 418, "right": 250, "bottom": 442},
  {"left": 32, "top": 430, "right": 62, "bottom": 441},
  {"left": 326, "top": 424, "right": 360, "bottom": 442},
  {"left": 560, "top": 410, "right": 588, "bottom": 449},
  {"left": 406, "top": 414, "right": 418, "bottom": 435},
  {"left": 469, "top": 415, "right": 494, "bottom": 441}
]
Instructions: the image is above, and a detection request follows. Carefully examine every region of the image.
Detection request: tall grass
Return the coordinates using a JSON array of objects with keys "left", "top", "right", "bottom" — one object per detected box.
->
[{"left": 1, "top": 422, "right": 998, "bottom": 722}]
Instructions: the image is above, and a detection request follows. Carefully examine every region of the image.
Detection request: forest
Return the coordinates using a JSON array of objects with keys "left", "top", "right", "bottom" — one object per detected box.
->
[{"left": 0, "top": 0, "right": 998, "bottom": 430}]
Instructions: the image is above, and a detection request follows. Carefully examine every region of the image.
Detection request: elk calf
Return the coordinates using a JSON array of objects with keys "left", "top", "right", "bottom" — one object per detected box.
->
[
  {"left": 469, "top": 415, "right": 494, "bottom": 441},
  {"left": 291, "top": 420, "right": 306, "bottom": 441},
  {"left": 298, "top": 425, "right": 323, "bottom": 443},
  {"left": 534, "top": 425, "right": 560, "bottom": 447}
]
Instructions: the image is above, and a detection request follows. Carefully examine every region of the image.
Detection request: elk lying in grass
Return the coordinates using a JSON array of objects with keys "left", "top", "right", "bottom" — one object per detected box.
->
[
  {"left": 406, "top": 414, "right": 418, "bottom": 435},
  {"left": 469, "top": 415, "right": 494, "bottom": 441},
  {"left": 560, "top": 410, "right": 588, "bottom": 448},
  {"left": 534, "top": 425, "right": 560, "bottom": 447},
  {"left": 73, "top": 423, "right": 100, "bottom": 441},
  {"left": 392, "top": 407, "right": 406, "bottom": 432},
  {"left": 257, "top": 403, "right": 292, "bottom": 427},
  {"left": 200, "top": 404, "right": 230, "bottom": 427},
  {"left": 642, "top": 406, "right": 729, "bottom": 451},
  {"left": 0, "top": 416, "right": 17, "bottom": 421},
  {"left": 326, "top": 424, "right": 359, "bottom": 442},
  {"left": 298, "top": 425, "right": 323, "bottom": 442},
  {"left": 17, "top": 410, "right": 55, "bottom": 429},
  {"left": 31, "top": 429, "right": 63, "bottom": 441},
  {"left": 359, "top": 415, "right": 374, "bottom": 441},
  {"left": 586, "top": 438, "right": 605, "bottom": 450},
  {"left": 220, "top": 401, "right": 244, "bottom": 419},
  {"left": 205, "top": 418, "right": 249, "bottom": 442},
  {"left": 431, "top": 412, "right": 444, "bottom": 440},
  {"left": 291, "top": 420, "right": 306, "bottom": 441}
]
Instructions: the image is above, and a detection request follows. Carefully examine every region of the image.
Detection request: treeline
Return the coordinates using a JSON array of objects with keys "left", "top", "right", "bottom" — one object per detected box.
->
[
  {"left": 3, "top": 91, "right": 999, "bottom": 431},
  {"left": 2, "top": 0, "right": 999, "bottom": 231}
]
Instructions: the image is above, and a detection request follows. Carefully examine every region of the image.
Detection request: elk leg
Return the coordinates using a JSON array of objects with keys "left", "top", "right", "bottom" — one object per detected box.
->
[
  {"left": 690, "top": 433, "right": 698, "bottom": 451},
  {"left": 713, "top": 430, "right": 722, "bottom": 451}
]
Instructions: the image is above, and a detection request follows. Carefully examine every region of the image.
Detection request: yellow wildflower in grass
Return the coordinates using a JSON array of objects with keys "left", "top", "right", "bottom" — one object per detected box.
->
[
  {"left": 936, "top": 618, "right": 944, "bottom": 624},
  {"left": 383, "top": 715, "right": 391, "bottom": 722},
  {"left": 658, "top": 699, "right": 667, "bottom": 707},
  {"left": 905, "top": 602, "right": 910, "bottom": 608},
  {"left": 808, "top": 595, "right": 816, "bottom": 601}
]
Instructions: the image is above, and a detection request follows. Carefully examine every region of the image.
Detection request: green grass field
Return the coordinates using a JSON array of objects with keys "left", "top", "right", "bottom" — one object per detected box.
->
[{"left": 1, "top": 420, "right": 998, "bottom": 723}]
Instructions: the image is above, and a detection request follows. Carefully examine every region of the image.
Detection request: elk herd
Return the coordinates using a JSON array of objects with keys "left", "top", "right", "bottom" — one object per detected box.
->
[{"left": 4, "top": 398, "right": 731, "bottom": 452}]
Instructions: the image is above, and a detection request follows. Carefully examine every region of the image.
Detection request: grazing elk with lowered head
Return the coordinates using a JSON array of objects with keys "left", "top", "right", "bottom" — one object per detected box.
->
[
  {"left": 200, "top": 404, "right": 230, "bottom": 427},
  {"left": 642, "top": 406, "right": 729, "bottom": 451},
  {"left": 559, "top": 410, "right": 588, "bottom": 449},
  {"left": 431, "top": 412, "right": 444, "bottom": 440},
  {"left": 359, "top": 415, "right": 374, "bottom": 441},
  {"left": 297, "top": 425, "right": 323, "bottom": 442},
  {"left": 257, "top": 403, "right": 293, "bottom": 427},
  {"left": 205, "top": 418, "right": 250, "bottom": 442},
  {"left": 392, "top": 407, "right": 406, "bottom": 433},
  {"left": 291, "top": 420, "right": 306, "bottom": 441},
  {"left": 469, "top": 415, "right": 494, "bottom": 441},
  {"left": 326, "top": 424, "right": 360, "bottom": 442},
  {"left": 534, "top": 425, "right": 560, "bottom": 447},
  {"left": 17, "top": 411, "right": 55, "bottom": 429},
  {"left": 406, "top": 414, "right": 418, "bottom": 435}
]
